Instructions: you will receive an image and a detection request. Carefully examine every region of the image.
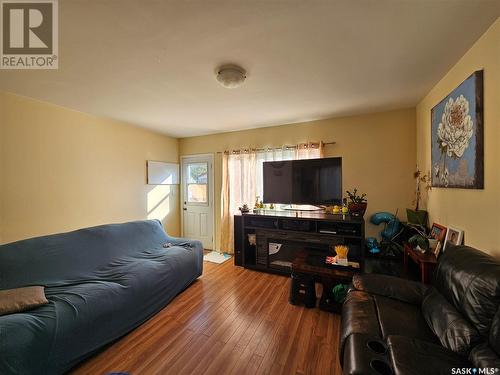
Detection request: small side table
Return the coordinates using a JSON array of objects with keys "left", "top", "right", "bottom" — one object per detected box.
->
[{"left": 403, "top": 243, "right": 437, "bottom": 284}]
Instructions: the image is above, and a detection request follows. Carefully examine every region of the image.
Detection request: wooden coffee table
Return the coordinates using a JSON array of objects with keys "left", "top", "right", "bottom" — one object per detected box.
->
[{"left": 291, "top": 250, "right": 361, "bottom": 312}]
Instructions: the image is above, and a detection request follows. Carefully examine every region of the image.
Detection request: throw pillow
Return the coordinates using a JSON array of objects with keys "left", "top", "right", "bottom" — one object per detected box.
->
[{"left": 0, "top": 286, "right": 48, "bottom": 316}]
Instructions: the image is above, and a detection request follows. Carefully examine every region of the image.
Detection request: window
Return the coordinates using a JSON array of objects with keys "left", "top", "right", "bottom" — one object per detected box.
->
[
  {"left": 220, "top": 143, "right": 323, "bottom": 252},
  {"left": 186, "top": 162, "right": 208, "bottom": 203},
  {"left": 226, "top": 147, "right": 321, "bottom": 214}
]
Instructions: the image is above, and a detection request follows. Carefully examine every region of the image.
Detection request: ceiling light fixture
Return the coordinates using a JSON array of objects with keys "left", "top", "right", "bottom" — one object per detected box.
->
[{"left": 216, "top": 65, "right": 247, "bottom": 88}]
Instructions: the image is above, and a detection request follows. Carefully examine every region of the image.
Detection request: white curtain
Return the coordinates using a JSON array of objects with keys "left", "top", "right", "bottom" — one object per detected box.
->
[
  {"left": 220, "top": 143, "right": 323, "bottom": 253},
  {"left": 220, "top": 152, "right": 232, "bottom": 254},
  {"left": 295, "top": 141, "right": 324, "bottom": 159},
  {"left": 221, "top": 150, "right": 257, "bottom": 254}
]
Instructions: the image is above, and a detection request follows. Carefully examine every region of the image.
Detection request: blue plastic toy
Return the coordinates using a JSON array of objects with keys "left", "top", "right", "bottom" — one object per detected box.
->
[
  {"left": 366, "top": 237, "right": 380, "bottom": 254},
  {"left": 370, "top": 212, "right": 401, "bottom": 241}
]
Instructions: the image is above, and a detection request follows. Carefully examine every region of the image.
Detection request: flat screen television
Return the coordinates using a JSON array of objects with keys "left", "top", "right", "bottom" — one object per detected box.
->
[{"left": 263, "top": 157, "right": 342, "bottom": 205}]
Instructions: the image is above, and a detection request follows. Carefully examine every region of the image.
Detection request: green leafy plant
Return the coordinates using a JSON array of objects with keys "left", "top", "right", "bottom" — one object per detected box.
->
[
  {"left": 346, "top": 188, "right": 367, "bottom": 204},
  {"left": 408, "top": 234, "right": 430, "bottom": 251},
  {"left": 407, "top": 223, "right": 433, "bottom": 251}
]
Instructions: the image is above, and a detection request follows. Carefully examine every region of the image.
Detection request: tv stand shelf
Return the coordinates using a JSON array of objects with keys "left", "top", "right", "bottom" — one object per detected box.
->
[{"left": 234, "top": 211, "right": 365, "bottom": 275}]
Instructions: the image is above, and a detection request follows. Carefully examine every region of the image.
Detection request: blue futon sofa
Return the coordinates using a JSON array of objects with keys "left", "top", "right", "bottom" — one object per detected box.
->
[{"left": 0, "top": 220, "right": 203, "bottom": 374}]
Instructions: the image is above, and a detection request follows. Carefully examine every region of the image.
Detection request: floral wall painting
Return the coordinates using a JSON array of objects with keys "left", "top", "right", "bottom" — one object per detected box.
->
[{"left": 431, "top": 70, "right": 484, "bottom": 189}]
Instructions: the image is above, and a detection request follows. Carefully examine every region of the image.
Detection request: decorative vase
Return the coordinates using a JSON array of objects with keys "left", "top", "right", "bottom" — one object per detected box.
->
[{"left": 348, "top": 202, "right": 367, "bottom": 217}]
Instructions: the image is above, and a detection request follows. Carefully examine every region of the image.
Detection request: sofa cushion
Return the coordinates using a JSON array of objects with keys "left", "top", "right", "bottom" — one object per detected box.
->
[
  {"left": 388, "top": 335, "right": 471, "bottom": 375},
  {"left": 434, "top": 245, "right": 500, "bottom": 337},
  {"left": 374, "top": 295, "right": 438, "bottom": 345},
  {"left": 422, "top": 287, "right": 480, "bottom": 355}
]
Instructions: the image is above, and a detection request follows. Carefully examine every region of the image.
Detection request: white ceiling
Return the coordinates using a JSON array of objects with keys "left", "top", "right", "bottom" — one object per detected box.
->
[{"left": 1, "top": 1, "right": 499, "bottom": 137}]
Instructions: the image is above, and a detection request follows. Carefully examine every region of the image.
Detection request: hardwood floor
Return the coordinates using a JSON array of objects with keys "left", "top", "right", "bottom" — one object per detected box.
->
[{"left": 71, "top": 260, "right": 343, "bottom": 375}]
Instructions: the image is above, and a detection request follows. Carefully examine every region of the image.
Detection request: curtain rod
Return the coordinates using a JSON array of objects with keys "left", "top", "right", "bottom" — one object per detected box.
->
[{"left": 216, "top": 141, "right": 336, "bottom": 154}]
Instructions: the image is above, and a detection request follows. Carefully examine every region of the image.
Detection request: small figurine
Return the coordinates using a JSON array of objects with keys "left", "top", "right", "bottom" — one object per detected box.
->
[
  {"left": 239, "top": 204, "right": 250, "bottom": 213},
  {"left": 254, "top": 196, "right": 260, "bottom": 209}
]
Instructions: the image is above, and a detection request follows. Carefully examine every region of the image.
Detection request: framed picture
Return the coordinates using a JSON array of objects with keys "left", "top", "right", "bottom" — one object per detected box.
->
[
  {"left": 443, "top": 226, "right": 464, "bottom": 251},
  {"left": 434, "top": 241, "right": 442, "bottom": 259},
  {"left": 431, "top": 70, "right": 484, "bottom": 189},
  {"left": 430, "top": 223, "right": 447, "bottom": 242}
]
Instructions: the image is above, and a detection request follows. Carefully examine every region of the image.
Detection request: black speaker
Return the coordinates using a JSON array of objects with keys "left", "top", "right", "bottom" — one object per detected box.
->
[{"left": 234, "top": 215, "right": 243, "bottom": 266}]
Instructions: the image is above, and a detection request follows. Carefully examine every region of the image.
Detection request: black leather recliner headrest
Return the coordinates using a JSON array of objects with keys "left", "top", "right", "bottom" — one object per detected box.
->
[{"left": 434, "top": 245, "right": 500, "bottom": 337}]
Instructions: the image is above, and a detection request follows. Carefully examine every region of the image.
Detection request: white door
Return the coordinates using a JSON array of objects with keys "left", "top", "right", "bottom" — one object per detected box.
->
[{"left": 181, "top": 154, "right": 214, "bottom": 250}]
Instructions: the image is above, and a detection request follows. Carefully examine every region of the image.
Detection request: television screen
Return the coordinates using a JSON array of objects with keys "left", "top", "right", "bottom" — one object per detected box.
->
[{"left": 263, "top": 157, "right": 342, "bottom": 205}]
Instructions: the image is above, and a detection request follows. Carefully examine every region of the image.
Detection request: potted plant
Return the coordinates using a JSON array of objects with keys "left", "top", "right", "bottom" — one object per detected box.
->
[
  {"left": 346, "top": 189, "right": 367, "bottom": 217},
  {"left": 407, "top": 168, "right": 431, "bottom": 226},
  {"left": 407, "top": 224, "right": 439, "bottom": 253},
  {"left": 408, "top": 233, "right": 430, "bottom": 252}
]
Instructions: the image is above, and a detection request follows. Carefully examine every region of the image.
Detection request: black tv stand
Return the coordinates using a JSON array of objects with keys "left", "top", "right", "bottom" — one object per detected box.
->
[{"left": 233, "top": 210, "right": 365, "bottom": 275}]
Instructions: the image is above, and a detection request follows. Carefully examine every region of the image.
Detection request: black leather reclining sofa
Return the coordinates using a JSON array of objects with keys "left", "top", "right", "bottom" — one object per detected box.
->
[{"left": 340, "top": 245, "right": 500, "bottom": 375}]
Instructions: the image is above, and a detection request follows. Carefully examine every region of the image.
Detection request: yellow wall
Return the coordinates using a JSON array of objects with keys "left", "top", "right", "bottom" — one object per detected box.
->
[
  {"left": 416, "top": 19, "right": 500, "bottom": 255},
  {"left": 4, "top": 18, "right": 496, "bottom": 254},
  {"left": 180, "top": 109, "right": 416, "bottom": 251},
  {"left": 0, "top": 91, "right": 180, "bottom": 244}
]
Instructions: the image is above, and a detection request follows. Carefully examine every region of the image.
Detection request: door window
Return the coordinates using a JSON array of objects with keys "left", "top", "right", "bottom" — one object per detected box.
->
[{"left": 186, "top": 162, "right": 208, "bottom": 203}]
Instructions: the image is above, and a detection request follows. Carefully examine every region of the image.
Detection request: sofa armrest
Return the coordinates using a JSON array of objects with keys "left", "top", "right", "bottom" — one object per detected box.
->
[
  {"left": 340, "top": 290, "right": 381, "bottom": 367},
  {"left": 353, "top": 274, "right": 428, "bottom": 305},
  {"left": 163, "top": 235, "right": 204, "bottom": 276}
]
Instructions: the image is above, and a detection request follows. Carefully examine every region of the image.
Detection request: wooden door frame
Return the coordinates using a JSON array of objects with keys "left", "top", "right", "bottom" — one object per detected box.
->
[{"left": 180, "top": 153, "right": 215, "bottom": 250}]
